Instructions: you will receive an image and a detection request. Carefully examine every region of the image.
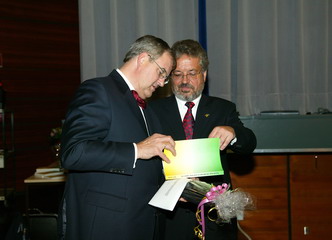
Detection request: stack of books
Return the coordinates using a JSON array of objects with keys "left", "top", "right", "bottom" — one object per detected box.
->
[{"left": 34, "top": 163, "right": 65, "bottom": 180}]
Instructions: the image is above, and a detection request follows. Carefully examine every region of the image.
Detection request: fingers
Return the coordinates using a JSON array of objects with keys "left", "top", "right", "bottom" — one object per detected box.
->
[
  {"left": 179, "top": 197, "right": 188, "bottom": 202},
  {"left": 160, "top": 139, "right": 176, "bottom": 164},
  {"left": 136, "top": 133, "right": 176, "bottom": 161},
  {"left": 219, "top": 136, "right": 232, "bottom": 150},
  {"left": 208, "top": 126, "right": 235, "bottom": 150},
  {"left": 159, "top": 151, "right": 171, "bottom": 164},
  {"left": 163, "top": 143, "right": 176, "bottom": 158}
]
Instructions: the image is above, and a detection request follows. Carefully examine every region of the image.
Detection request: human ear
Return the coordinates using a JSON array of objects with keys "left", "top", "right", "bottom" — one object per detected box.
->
[
  {"left": 137, "top": 52, "right": 149, "bottom": 66},
  {"left": 203, "top": 70, "right": 208, "bottom": 82}
]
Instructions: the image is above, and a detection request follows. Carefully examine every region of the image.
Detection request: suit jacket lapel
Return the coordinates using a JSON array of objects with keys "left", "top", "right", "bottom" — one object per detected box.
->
[
  {"left": 166, "top": 96, "right": 186, "bottom": 140},
  {"left": 126, "top": 90, "right": 148, "bottom": 132},
  {"left": 110, "top": 70, "right": 149, "bottom": 136},
  {"left": 194, "top": 95, "right": 212, "bottom": 138}
]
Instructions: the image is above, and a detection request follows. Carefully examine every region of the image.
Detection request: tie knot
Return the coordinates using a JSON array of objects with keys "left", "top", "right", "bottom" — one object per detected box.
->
[
  {"left": 185, "top": 102, "right": 195, "bottom": 109},
  {"left": 132, "top": 90, "right": 146, "bottom": 109}
]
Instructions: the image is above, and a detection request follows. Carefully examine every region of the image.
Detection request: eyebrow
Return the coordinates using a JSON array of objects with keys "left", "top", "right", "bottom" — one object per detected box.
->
[{"left": 174, "top": 69, "right": 199, "bottom": 72}]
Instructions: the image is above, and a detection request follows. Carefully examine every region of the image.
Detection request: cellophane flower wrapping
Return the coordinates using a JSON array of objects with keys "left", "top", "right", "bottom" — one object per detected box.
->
[
  {"left": 181, "top": 180, "right": 256, "bottom": 240},
  {"left": 214, "top": 188, "right": 256, "bottom": 223}
]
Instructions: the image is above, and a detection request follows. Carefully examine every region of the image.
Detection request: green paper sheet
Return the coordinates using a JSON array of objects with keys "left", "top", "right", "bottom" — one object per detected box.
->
[{"left": 163, "top": 138, "right": 224, "bottom": 180}]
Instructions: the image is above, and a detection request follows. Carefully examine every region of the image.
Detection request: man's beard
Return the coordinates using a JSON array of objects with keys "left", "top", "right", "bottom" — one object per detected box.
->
[{"left": 172, "top": 83, "right": 203, "bottom": 102}]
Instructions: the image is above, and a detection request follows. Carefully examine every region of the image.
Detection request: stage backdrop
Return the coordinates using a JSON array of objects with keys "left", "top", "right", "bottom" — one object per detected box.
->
[{"left": 78, "top": 0, "right": 332, "bottom": 116}]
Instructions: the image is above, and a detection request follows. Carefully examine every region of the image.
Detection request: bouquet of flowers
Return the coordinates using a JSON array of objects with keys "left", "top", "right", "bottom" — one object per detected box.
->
[{"left": 181, "top": 180, "right": 255, "bottom": 240}]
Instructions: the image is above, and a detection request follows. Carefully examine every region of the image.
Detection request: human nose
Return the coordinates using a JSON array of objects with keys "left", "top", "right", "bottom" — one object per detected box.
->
[
  {"left": 180, "top": 74, "right": 191, "bottom": 83},
  {"left": 157, "top": 78, "right": 165, "bottom": 87}
]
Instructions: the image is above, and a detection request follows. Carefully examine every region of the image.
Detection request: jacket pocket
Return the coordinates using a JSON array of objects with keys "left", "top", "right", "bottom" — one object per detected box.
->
[{"left": 85, "top": 189, "right": 127, "bottom": 212}]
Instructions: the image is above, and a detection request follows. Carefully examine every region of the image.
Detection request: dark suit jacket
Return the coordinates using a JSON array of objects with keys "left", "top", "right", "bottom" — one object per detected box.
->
[
  {"left": 150, "top": 95, "right": 256, "bottom": 240},
  {"left": 58, "top": 70, "right": 164, "bottom": 240}
]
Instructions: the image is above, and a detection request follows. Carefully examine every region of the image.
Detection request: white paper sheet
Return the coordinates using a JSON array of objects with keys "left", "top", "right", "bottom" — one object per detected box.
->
[{"left": 148, "top": 178, "right": 191, "bottom": 211}]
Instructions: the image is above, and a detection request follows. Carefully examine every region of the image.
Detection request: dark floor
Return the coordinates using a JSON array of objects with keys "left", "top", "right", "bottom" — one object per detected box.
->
[{"left": 1, "top": 188, "right": 62, "bottom": 240}]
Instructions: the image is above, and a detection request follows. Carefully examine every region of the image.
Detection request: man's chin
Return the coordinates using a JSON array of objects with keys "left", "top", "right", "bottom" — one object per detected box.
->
[
  {"left": 146, "top": 91, "right": 154, "bottom": 98},
  {"left": 149, "top": 87, "right": 157, "bottom": 95},
  {"left": 176, "top": 93, "right": 194, "bottom": 101},
  {"left": 145, "top": 87, "right": 156, "bottom": 97}
]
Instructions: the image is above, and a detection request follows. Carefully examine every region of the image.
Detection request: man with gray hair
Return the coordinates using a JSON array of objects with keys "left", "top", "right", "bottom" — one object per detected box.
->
[{"left": 58, "top": 35, "right": 176, "bottom": 240}]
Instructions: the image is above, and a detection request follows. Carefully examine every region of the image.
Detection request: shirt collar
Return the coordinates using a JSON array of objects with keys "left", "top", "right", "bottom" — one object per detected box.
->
[
  {"left": 116, "top": 68, "right": 135, "bottom": 91},
  {"left": 175, "top": 95, "right": 202, "bottom": 109},
  {"left": 175, "top": 95, "right": 202, "bottom": 120}
]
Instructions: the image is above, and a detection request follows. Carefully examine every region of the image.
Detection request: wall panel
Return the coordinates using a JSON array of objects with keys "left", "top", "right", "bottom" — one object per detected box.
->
[{"left": 0, "top": 0, "right": 80, "bottom": 191}]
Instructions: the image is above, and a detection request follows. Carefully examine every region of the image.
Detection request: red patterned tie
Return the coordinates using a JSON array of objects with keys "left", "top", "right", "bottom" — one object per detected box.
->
[
  {"left": 132, "top": 90, "right": 146, "bottom": 109},
  {"left": 183, "top": 102, "right": 195, "bottom": 139}
]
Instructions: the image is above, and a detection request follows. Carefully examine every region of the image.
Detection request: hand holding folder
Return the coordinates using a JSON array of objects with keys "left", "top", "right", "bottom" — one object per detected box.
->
[{"left": 149, "top": 138, "right": 224, "bottom": 211}]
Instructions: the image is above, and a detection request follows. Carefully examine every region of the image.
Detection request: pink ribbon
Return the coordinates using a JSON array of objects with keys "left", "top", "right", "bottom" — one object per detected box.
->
[{"left": 196, "top": 183, "right": 229, "bottom": 239}]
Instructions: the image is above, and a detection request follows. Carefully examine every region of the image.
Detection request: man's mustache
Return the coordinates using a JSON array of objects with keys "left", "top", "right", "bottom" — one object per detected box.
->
[{"left": 178, "top": 83, "right": 194, "bottom": 89}]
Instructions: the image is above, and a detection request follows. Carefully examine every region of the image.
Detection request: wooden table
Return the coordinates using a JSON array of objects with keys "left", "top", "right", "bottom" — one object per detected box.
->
[{"left": 24, "top": 173, "right": 66, "bottom": 213}]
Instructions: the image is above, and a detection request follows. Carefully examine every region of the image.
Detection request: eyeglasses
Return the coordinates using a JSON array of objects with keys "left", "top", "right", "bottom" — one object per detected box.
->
[
  {"left": 148, "top": 55, "right": 170, "bottom": 84},
  {"left": 171, "top": 70, "right": 202, "bottom": 81}
]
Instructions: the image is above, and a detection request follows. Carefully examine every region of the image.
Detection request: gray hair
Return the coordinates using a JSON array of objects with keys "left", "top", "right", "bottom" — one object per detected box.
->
[
  {"left": 123, "top": 35, "right": 175, "bottom": 69},
  {"left": 171, "top": 39, "right": 209, "bottom": 71}
]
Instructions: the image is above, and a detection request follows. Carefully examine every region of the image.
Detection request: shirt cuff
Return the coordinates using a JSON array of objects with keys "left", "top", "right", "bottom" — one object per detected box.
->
[
  {"left": 133, "top": 143, "right": 138, "bottom": 168},
  {"left": 230, "top": 137, "right": 237, "bottom": 145}
]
